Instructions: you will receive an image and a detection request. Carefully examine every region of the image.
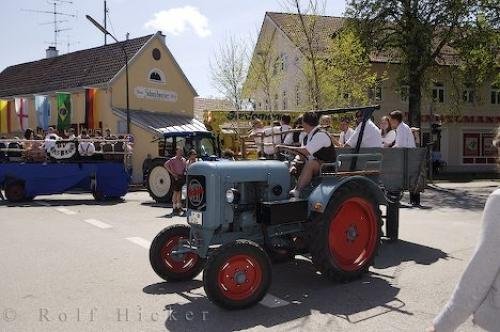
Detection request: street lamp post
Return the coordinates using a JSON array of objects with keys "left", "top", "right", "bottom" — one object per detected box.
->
[{"left": 86, "top": 15, "right": 130, "bottom": 134}]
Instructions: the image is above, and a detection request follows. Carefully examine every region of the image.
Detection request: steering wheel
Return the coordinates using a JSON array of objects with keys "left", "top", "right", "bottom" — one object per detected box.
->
[{"left": 276, "top": 145, "right": 308, "bottom": 161}]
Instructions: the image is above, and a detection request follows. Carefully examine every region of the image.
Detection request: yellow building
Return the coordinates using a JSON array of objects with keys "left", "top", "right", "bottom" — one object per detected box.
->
[{"left": 0, "top": 32, "right": 200, "bottom": 183}]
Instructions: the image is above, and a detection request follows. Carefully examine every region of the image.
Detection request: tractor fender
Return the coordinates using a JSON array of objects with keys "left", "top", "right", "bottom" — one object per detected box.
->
[{"left": 308, "top": 175, "right": 386, "bottom": 214}]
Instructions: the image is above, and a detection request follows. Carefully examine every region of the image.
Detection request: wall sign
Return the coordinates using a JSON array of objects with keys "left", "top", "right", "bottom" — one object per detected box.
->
[{"left": 134, "top": 87, "right": 177, "bottom": 103}]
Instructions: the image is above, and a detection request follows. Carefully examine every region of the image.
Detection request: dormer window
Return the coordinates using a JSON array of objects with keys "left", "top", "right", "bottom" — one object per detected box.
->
[{"left": 148, "top": 68, "right": 166, "bottom": 84}]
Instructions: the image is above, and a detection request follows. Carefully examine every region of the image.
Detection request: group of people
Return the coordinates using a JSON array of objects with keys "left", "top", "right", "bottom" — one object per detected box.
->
[
  {"left": 248, "top": 109, "right": 418, "bottom": 198},
  {"left": 0, "top": 126, "right": 131, "bottom": 162}
]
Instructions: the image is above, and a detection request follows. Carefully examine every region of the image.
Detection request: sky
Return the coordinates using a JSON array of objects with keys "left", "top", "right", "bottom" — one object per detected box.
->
[{"left": 0, "top": 0, "right": 346, "bottom": 97}]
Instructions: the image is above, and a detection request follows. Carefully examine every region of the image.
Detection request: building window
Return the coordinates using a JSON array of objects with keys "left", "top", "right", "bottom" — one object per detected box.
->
[
  {"left": 265, "top": 98, "right": 269, "bottom": 110},
  {"left": 462, "top": 132, "right": 497, "bottom": 164},
  {"left": 400, "top": 85, "right": 409, "bottom": 102},
  {"left": 273, "top": 94, "right": 279, "bottom": 110},
  {"left": 463, "top": 88, "right": 475, "bottom": 104},
  {"left": 282, "top": 91, "right": 288, "bottom": 110},
  {"left": 148, "top": 68, "right": 166, "bottom": 84},
  {"left": 432, "top": 82, "right": 445, "bottom": 103},
  {"left": 273, "top": 53, "right": 287, "bottom": 76},
  {"left": 491, "top": 86, "right": 500, "bottom": 104},
  {"left": 257, "top": 102, "right": 262, "bottom": 110}
]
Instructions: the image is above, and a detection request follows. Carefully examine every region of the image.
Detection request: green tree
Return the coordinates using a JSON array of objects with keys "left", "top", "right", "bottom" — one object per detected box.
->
[
  {"left": 346, "top": 0, "right": 499, "bottom": 127},
  {"left": 320, "top": 29, "right": 379, "bottom": 108}
]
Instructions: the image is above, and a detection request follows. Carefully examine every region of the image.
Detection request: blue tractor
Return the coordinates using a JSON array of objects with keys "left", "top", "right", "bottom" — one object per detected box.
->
[{"left": 149, "top": 106, "right": 426, "bottom": 309}]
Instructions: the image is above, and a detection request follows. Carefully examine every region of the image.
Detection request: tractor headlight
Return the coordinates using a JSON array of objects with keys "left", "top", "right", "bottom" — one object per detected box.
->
[{"left": 225, "top": 188, "right": 240, "bottom": 204}]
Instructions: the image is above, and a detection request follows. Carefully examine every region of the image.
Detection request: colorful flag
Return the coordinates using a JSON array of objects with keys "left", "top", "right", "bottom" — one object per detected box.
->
[
  {"left": 0, "top": 99, "right": 10, "bottom": 133},
  {"left": 35, "top": 95, "right": 50, "bottom": 130},
  {"left": 56, "top": 93, "right": 71, "bottom": 131},
  {"left": 14, "top": 98, "right": 28, "bottom": 131},
  {"left": 85, "top": 89, "right": 96, "bottom": 129}
]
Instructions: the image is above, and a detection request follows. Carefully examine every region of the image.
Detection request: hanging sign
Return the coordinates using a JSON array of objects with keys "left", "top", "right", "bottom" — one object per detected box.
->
[
  {"left": 47, "top": 141, "right": 76, "bottom": 159},
  {"left": 134, "top": 87, "right": 177, "bottom": 102}
]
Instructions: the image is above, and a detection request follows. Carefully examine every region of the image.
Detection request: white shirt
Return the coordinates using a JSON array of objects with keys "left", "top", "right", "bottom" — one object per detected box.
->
[
  {"left": 393, "top": 122, "right": 416, "bottom": 148},
  {"left": 303, "top": 126, "right": 332, "bottom": 160},
  {"left": 381, "top": 129, "right": 396, "bottom": 147},
  {"left": 78, "top": 141, "right": 95, "bottom": 156},
  {"left": 281, "top": 124, "right": 293, "bottom": 145},
  {"left": 345, "top": 120, "right": 382, "bottom": 148},
  {"left": 339, "top": 127, "right": 355, "bottom": 145},
  {"left": 263, "top": 126, "right": 282, "bottom": 155},
  {"left": 251, "top": 128, "right": 264, "bottom": 152}
]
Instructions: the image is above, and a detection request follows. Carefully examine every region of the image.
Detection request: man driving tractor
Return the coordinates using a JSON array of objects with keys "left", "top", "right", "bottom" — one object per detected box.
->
[{"left": 276, "top": 111, "right": 337, "bottom": 198}]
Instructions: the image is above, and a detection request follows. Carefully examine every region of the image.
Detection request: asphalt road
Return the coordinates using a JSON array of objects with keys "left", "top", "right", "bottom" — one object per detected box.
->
[{"left": 0, "top": 181, "right": 498, "bottom": 332}]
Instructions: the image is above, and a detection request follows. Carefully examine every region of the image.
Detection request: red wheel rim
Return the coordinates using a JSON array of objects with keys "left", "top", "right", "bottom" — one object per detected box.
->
[
  {"left": 329, "top": 197, "right": 378, "bottom": 271},
  {"left": 160, "top": 235, "right": 199, "bottom": 273},
  {"left": 217, "top": 254, "right": 263, "bottom": 301}
]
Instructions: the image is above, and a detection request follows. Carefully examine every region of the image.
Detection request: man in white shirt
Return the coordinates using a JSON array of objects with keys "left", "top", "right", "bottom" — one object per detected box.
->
[
  {"left": 389, "top": 110, "right": 416, "bottom": 148},
  {"left": 344, "top": 111, "right": 382, "bottom": 148},
  {"left": 277, "top": 111, "right": 336, "bottom": 198},
  {"left": 280, "top": 114, "right": 293, "bottom": 145},
  {"left": 339, "top": 118, "right": 355, "bottom": 146}
]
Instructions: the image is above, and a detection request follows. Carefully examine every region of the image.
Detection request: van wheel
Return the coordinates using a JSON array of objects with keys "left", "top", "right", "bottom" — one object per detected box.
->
[
  {"left": 307, "top": 181, "right": 381, "bottom": 282},
  {"left": 150, "top": 225, "right": 204, "bottom": 282},
  {"left": 203, "top": 240, "right": 271, "bottom": 310},
  {"left": 5, "top": 181, "right": 26, "bottom": 202}
]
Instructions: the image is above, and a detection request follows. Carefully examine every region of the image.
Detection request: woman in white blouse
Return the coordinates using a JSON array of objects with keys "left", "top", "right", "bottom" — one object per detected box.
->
[
  {"left": 429, "top": 128, "right": 500, "bottom": 332},
  {"left": 379, "top": 116, "right": 396, "bottom": 147}
]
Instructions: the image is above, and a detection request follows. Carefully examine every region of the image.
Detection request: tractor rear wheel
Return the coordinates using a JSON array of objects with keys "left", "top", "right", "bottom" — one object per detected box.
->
[
  {"left": 308, "top": 181, "right": 381, "bottom": 282},
  {"left": 149, "top": 225, "right": 204, "bottom": 282},
  {"left": 5, "top": 181, "right": 26, "bottom": 202},
  {"left": 146, "top": 161, "right": 173, "bottom": 203},
  {"left": 203, "top": 240, "right": 271, "bottom": 310}
]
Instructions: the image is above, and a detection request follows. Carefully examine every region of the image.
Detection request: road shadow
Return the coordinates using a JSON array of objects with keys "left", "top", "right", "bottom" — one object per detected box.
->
[
  {"left": 420, "top": 184, "right": 495, "bottom": 210},
  {"left": 0, "top": 198, "right": 124, "bottom": 207},
  {"left": 141, "top": 201, "right": 173, "bottom": 208},
  {"left": 144, "top": 258, "right": 409, "bottom": 331},
  {"left": 143, "top": 281, "right": 204, "bottom": 295},
  {"left": 375, "top": 240, "right": 448, "bottom": 269}
]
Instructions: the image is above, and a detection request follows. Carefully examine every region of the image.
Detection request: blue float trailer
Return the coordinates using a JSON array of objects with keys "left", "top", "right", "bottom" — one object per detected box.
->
[{"left": 0, "top": 139, "right": 130, "bottom": 202}]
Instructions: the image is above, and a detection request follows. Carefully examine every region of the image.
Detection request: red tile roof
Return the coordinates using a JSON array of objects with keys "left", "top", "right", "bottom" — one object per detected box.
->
[{"left": 0, "top": 34, "right": 153, "bottom": 98}]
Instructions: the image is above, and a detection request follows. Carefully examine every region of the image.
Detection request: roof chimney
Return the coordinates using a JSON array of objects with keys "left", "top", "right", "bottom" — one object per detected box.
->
[
  {"left": 158, "top": 31, "right": 166, "bottom": 44},
  {"left": 46, "top": 46, "right": 59, "bottom": 59}
]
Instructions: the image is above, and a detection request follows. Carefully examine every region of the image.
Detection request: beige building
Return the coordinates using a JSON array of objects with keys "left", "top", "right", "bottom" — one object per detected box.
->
[
  {"left": 0, "top": 32, "right": 200, "bottom": 183},
  {"left": 246, "top": 12, "right": 499, "bottom": 173}
]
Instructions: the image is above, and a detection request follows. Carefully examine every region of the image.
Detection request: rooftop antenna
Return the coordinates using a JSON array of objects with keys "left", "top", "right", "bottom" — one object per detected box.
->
[
  {"left": 22, "top": 0, "right": 77, "bottom": 50},
  {"left": 65, "top": 35, "right": 80, "bottom": 53},
  {"left": 104, "top": 1, "right": 108, "bottom": 45}
]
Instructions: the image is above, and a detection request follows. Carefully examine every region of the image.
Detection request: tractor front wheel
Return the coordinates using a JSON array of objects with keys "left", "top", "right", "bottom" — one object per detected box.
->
[
  {"left": 308, "top": 181, "right": 381, "bottom": 282},
  {"left": 203, "top": 240, "right": 271, "bottom": 310},
  {"left": 149, "top": 225, "right": 204, "bottom": 282}
]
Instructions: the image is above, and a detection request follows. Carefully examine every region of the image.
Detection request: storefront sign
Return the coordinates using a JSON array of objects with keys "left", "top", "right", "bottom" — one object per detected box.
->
[
  {"left": 421, "top": 114, "right": 500, "bottom": 124},
  {"left": 134, "top": 87, "right": 177, "bottom": 103}
]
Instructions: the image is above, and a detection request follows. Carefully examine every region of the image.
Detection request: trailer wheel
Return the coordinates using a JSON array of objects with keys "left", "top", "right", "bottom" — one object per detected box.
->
[
  {"left": 146, "top": 162, "right": 173, "bottom": 203},
  {"left": 308, "top": 181, "right": 381, "bottom": 282},
  {"left": 149, "top": 225, "right": 204, "bottom": 282},
  {"left": 5, "top": 181, "right": 26, "bottom": 202},
  {"left": 203, "top": 240, "right": 271, "bottom": 310}
]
